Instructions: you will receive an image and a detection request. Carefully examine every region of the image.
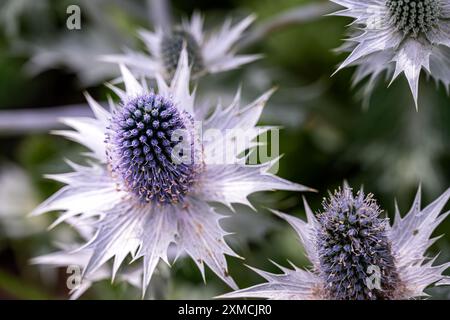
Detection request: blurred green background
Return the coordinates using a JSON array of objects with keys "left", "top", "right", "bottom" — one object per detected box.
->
[{"left": 0, "top": 0, "right": 449, "bottom": 299}]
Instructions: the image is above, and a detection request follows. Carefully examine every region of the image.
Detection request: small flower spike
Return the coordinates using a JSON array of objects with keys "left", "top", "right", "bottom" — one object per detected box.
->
[
  {"left": 102, "top": 13, "right": 261, "bottom": 81},
  {"left": 221, "top": 186, "right": 450, "bottom": 300},
  {"left": 332, "top": 0, "right": 450, "bottom": 108}
]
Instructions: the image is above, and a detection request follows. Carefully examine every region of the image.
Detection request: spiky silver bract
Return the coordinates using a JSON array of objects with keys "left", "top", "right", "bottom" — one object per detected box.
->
[
  {"left": 31, "top": 49, "right": 310, "bottom": 298},
  {"left": 102, "top": 13, "right": 261, "bottom": 81},
  {"left": 317, "top": 188, "right": 400, "bottom": 299},
  {"left": 332, "top": 0, "right": 450, "bottom": 108},
  {"left": 31, "top": 216, "right": 143, "bottom": 300},
  {"left": 220, "top": 186, "right": 450, "bottom": 300}
]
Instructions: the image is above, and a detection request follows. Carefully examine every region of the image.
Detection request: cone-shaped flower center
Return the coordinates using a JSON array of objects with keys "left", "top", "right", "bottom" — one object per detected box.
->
[
  {"left": 316, "top": 188, "right": 400, "bottom": 300},
  {"left": 386, "top": 0, "right": 440, "bottom": 37},
  {"left": 160, "top": 29, "right": 204, "bottom": 81},
  {"left": 108, "top": 93, "right": 197, "bottom": 204}
]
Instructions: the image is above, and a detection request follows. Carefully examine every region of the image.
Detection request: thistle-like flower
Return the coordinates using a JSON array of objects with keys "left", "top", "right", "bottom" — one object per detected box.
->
[
  {"left": 221, "top": 186, "right": 450, "bottom": 300},
  {"left": 31, "top": 50, "right": 309, "bottom": 296},
  {"left": 332, "top": 0, "right": 450, "bottom": 107},
  {"left": 103, "top": 13, "right": 260, "bottom": 81}
]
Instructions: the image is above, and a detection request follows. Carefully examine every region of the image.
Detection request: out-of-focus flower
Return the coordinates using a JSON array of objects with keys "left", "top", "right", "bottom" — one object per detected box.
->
[
  {"left": 103, "top": 13, "right": 260, "bottom": 81},
  {"left": 0, "top": 163, "right": 45, "bottom": 238},
  {"left": 8, "top": 1, "right": 140, "bottom": 86},
  {"left": 31, "top": 50, "right": 309, "bottom": 296},
  {"left": 221, "top": 186, "right": 450, "bottom": 299},
  {"left": 0, "top": 0, "right": 48, "bottom": 38},
  {"left": 332, "top": 0, "right": 450, "bottom": 108},
  {"left": 22, "top": 29, "right": 126, "bottom": 86}
]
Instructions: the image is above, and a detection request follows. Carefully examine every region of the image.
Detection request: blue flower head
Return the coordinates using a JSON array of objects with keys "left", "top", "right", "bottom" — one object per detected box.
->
[
  {"left": 108, "top": 93, "right": 198, "bottom": 204},
  {"left": 317, "top": 187, "right": 400, "bottom": 299}
]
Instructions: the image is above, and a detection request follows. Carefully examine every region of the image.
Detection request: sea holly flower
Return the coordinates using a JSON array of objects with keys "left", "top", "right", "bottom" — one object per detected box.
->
[
  {"left": 103, "top": 13, "right": 260, "bottom": 81},
  {"left": 31, "top": 50, "right": 309, "bottom": 296},
  {"left": 221, "top": 186, "right": 450, "bottom": 300},
  {"left": 332, "top": 0, "right": 450, "bottom": 108}
]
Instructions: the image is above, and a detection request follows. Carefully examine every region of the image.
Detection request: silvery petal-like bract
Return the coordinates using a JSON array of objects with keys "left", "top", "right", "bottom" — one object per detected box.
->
[
  {"left": 102, "top": 13, "right": 261, "bottom": 81},
  {"left": 221, "top": 186, "right": 450, "bottom": 300}
]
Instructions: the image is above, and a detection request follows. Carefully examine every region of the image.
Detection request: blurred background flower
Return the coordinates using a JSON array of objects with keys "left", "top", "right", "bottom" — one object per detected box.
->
[
  {"left": 331, "top": 0, "right": 450, "bottom": 108},
  {"left": 222, "top": 186, "right": 450, "bottom": 300}
]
